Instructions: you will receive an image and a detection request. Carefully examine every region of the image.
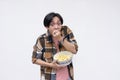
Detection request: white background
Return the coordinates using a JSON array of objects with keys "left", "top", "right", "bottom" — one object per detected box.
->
[{"left": 0, "top": 0, "right": 120, "bottom": 80}]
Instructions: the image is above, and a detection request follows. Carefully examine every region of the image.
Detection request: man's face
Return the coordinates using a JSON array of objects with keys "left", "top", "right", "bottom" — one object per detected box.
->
[{"left": 47, "top": 16, "right": 62, "bottom": 36}]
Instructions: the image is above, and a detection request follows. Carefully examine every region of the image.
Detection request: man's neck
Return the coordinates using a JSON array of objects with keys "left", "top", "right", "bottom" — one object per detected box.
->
[{"left": 52, "top": 37, "right": 59, "bottom": 44}]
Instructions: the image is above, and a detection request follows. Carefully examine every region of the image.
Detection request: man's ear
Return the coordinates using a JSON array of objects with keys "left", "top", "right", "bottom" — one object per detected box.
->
[{"left": 45, "top": 26, "right": 49, "bottom": 29}]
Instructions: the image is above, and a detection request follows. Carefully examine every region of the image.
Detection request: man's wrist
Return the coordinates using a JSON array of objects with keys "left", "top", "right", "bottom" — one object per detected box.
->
[{"left": 59, "top": 37, "right": 65, "bottom": 44}]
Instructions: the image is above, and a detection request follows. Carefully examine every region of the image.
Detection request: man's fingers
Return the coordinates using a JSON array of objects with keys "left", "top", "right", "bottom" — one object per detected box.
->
[
  {"left": 52, "top": 60, "right": 57, "bottom": 64},
  {"left": 52, "top": 30, "right": 60, "bottom": 37}
]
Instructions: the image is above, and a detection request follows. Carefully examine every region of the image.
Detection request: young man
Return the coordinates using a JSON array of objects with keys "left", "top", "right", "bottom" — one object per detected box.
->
[{"left": 32, "top": 12, "right": 78, "bottom": 80}]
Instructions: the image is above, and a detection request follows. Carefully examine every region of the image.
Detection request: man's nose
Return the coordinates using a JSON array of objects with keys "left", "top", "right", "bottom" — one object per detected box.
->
[{"left": 54, "top": 25, "right": 58, "bottom": 28}]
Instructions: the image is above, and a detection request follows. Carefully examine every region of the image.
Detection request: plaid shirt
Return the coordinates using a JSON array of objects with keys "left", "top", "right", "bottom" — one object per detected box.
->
[{"left": 32, "top": 26, "right": 78, "bottom": 80}]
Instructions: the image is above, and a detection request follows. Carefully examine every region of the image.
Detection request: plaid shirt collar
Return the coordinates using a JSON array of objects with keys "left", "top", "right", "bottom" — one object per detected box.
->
[{"left": 46, "top": 30, "right": 53, "bottom": 43}]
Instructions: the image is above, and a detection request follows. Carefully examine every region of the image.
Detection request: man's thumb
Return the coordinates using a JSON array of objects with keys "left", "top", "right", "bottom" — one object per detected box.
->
[{"left": 52, "top": 60, "right": 57, "bottom": 64}]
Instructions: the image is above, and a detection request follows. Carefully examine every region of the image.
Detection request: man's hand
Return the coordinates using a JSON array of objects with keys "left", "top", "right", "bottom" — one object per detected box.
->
[
  {"left": 52, "top": 30, "right": 62, "bottom": 41},
  {"left": 49, "top": 60, "right": 65, "bottom": 70}
]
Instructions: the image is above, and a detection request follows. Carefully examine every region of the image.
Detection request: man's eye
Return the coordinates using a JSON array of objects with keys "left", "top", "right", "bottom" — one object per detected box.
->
[
  {"left": 57, "top": 23, "right": 61, "bottom": 25},
  {"left": 50, "top": 23, "right": 54, "bottom": 26}
]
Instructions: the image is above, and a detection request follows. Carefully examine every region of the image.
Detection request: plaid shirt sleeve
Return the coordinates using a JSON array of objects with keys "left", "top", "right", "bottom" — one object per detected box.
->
[
  {"left": 65, "top": 26, "right": 78, "bottom": 52},
  {"left": 32, "top": 37, "right": 43, "bottom": 63}
]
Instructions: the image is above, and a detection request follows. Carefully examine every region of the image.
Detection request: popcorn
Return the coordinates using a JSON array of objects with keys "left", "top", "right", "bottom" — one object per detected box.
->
[{"left": 54, "top": 51, "right": 73, "bottom": 66}]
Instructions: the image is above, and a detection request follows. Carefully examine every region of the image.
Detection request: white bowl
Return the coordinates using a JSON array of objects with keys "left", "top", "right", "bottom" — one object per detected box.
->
[{"left": 54, "top": 51, "right": 73, "bottom": 66}]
